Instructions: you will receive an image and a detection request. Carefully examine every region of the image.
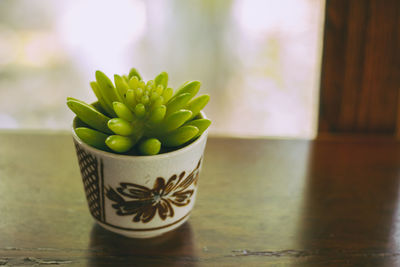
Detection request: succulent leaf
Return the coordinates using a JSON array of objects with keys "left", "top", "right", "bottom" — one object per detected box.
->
[
  {"left": 158, "top": 109, "right": 192, "bottom": 134},
  {"left": 173, "top": 81, "right": 201, "bottom": 100},
  {"left": 90, "top": 81, "right": 116, "bottom": 116},
  {"left": 162, "top": 87, "right": 174, "bottom": 104},
  {"left": 138, "top": 138, "right": 161, "bottom": 155},
  {"left": 154, "top": 71, "right": 168, "bottom": 89},
  {"left": 134, "top": 103, "right": 146, "bottom": 118},
  {"left": 67, "top": 97, "right": 112, "bottom": 134},
  {"left": 125, "top": 89, "right": 136, "bottom": 109},
  {"left": 128, "top": 68, "right": 142, "bottom": 81},
  {"left": 186, "top": 94, "right": 210, "bottom": 120},
  {"left": 95, "top": 70, "right": 123, "bottom": 105},
  {"left": 148, "top": 105, "right": 166, "bottom": 125},
  {"left": 161, "top": 125, "right": 199, "bottom": 147},
  {"left": 105, "top": 135, "right": 134, "bottom": 153},
  {"left": 165, "top": 93, "right": 192, "bottom": 117},
  {"left": 108, "top": 118, "right": 135, "bottom": 136},
  {"left": 184, "top": 118, "right": 211, "bottom": 138},
  {"left": 128, "top": 76, "right": 139, "bottom": 89},
  {"left": 75, "top": 127, "right": 109, "bottom": 150},
  {"left": 114, "top": 74, "right": 129, "bottom": 101},
  {"left": 113, "top": 102, "right": 134, "bottom": 122}
]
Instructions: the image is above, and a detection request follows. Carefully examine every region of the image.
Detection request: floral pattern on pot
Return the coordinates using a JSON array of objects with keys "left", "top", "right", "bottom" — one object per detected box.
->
[{"left": 106, "top": 159, "right": 202, "bottom": 223}]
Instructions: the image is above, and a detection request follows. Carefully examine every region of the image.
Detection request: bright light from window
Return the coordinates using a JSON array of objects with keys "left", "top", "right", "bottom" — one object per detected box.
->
[
  {"left": 57, "top": 0, "right": 146, "bottom": 74},
  {"left": 232, "top": 0, "right": 308, "bottom": 36}
]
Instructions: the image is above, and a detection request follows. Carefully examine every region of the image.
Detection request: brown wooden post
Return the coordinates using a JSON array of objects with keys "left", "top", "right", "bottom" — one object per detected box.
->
[{"left": 319, "top": 0, "right": 400, "bottom": 137}]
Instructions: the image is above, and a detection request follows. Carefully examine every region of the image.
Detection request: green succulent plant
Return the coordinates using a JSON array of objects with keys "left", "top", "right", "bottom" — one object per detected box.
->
[{"left": 67, "top": 68, "right": 210, "bottom": 155}]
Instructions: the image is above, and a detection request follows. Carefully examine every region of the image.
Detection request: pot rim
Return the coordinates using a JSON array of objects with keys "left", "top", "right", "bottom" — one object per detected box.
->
[{"left": 72, "top": 111, "right": 208, "bottom": 161}]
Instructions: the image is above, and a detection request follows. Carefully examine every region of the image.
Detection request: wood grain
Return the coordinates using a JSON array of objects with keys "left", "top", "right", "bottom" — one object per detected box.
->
[
  {"left": 1, "top": 132, "right": 400, "bottom": 265},
  {"left": 319, "top": 0, "right": 400, "bottom": 135}
]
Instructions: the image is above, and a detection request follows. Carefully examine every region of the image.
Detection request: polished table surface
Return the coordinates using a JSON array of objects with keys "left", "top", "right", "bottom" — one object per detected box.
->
[{"left": 1, "top": 131, "right": 400, "bottom": 266}]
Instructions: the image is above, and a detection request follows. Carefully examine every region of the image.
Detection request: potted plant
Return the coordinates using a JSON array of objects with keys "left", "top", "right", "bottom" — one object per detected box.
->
[{"left": 67, "top": 68, "right": 210, "bottom": 238}]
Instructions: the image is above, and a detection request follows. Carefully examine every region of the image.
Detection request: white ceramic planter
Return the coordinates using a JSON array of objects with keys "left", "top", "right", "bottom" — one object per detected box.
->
[{"left": 72, "top": 117, "right": 208, "bottom": 238}]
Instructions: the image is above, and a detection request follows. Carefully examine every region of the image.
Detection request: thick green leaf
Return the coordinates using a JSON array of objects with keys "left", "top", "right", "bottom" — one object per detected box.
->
[
  {"left": 165, "top": 93, "right": 192, "bottom": 117},
  {"left": 105, "top": 135, "right": 134, "bottom": 153},
  {"left": 108, "top": 118, "right": 135, "bottom": 136},
  {"left": 154, "top": 71, "right": 168, "bottom": 89},
  {"left": 184, "top": 118, "right": 211, "bottom": 137},
  {"left": 128, "top": 68, "right": 142, "bottom": 80},
  {"left": 161, "top": 125, "right": 199, "bottom": 147},
  {"left": 75, "top": 127, "right": 108, "bottom": 150},
  {"left": 185, "top": 94, "right": 210, "bottom": 120},
  {"left": 138, "top": 138, "right": 161, "bottom": 155},
  {"left": 67, "top": 98, "right": 112, "bottom": 134},
  {"left": 113, "top": 101, "right": 134, "bottom": 122}
]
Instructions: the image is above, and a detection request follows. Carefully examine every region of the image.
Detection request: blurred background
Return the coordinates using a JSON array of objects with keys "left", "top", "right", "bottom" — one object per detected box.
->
[{"left": 0, "top": 0, "right": 325, "bottom": 138}]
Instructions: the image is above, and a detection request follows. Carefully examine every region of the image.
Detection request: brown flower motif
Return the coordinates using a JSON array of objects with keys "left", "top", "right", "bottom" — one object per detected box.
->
[{"left": 106, "top": 159, "right": 202, "bottom": 223}]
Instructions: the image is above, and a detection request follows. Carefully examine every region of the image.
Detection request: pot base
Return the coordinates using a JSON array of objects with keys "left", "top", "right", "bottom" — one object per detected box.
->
[{"left": 95, "top": 215, "right": 191, "bottom": 238}]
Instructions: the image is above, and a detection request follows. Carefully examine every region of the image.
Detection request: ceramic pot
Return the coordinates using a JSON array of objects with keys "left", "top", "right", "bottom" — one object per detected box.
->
[{"left": 72, "top": 116, "right": 208, "bottom": 238}]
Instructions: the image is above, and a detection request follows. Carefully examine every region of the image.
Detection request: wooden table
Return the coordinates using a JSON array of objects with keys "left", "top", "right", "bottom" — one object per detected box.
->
[{"left": 1, "top": 132, "right": 400, "bottom": 266}]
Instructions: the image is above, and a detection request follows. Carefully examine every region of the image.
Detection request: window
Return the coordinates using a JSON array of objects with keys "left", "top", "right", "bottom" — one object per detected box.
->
[{"left": 0, "top": 0, "right": 325, "bottom": 138}]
